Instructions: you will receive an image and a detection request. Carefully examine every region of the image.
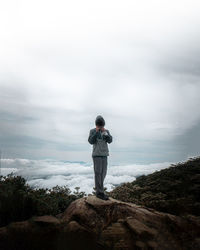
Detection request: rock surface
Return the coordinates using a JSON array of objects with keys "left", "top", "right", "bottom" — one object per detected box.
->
[{"left": 0, "top": 195, "right": 200, "bottom": 250}]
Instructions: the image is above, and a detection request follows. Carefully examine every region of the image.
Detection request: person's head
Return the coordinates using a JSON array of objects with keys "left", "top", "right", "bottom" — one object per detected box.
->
[{"left": 95, "top": 115, "right": 105, "bottom": 127}]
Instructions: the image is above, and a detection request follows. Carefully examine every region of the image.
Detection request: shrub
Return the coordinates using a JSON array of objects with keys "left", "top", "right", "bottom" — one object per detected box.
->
[{"left": 0, "top": 173, "right": 86, "bottom": 227}]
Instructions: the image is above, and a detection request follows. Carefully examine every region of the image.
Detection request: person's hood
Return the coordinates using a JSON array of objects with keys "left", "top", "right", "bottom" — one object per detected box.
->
[{"left": 95, "top": 115, "right": 105, "bottom": 127}]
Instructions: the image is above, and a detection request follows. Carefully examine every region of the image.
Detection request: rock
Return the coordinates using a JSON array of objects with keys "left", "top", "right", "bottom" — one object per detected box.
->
[
  {"left": 0, "top": 195, "right": 200, "bottom": 250},
  {"left": 30, "top": 215, "right": 61, "bottom": 226},
  {"left": 125, "top": 217, "right": 157, "bottom": 238}
]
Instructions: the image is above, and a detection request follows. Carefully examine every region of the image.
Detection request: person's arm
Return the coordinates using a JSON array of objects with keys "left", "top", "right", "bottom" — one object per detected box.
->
[
  {"left": 104, "top": 130, "right": 113, "bottom": 144},
  {"left": 88, "top": 129, "right": 99, "bottom": 144}
]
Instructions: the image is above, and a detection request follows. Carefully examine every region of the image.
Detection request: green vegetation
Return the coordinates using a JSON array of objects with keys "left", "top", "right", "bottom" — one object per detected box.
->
[
  {"left": 0, "top": 173, "right": 86, "bottom": 227},
  {"left": 107, "top": 156, "right": 200, "bottom": 217}
]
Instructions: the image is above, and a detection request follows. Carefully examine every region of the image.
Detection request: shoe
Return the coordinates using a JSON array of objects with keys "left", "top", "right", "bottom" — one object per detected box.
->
[
  {"left": 103, "top": 194, "right": 109, "bottom": 200},
  {"left": 96, "top": 192, "right": 106, "bottom": 200},
  {"left": 96, "top": 192, "right": 109, "bottom": 200}
]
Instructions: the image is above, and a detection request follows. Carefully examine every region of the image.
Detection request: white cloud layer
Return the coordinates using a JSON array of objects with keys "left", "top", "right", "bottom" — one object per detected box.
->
[{"left": 0, "top": 158, "right": 181, "bottom": 194}]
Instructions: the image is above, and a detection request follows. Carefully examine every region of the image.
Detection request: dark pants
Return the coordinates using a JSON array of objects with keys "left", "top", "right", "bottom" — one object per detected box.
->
[{"left": 92, "top": 156, "right": 107, "bottom": 194}]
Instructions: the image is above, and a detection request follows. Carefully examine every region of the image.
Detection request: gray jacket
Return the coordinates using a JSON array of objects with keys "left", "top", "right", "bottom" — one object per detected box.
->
[{"left": 88, "top": 128, "right": 113, "bottom": 157}]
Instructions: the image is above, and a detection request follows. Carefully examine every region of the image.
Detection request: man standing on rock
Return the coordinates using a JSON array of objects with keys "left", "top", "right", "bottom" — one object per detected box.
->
[{"left": 88, "top": 115, "right": 113, "bottom": 200}]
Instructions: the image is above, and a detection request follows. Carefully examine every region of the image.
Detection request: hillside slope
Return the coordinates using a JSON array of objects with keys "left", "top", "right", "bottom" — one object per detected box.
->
[{"left": 107, "top": 156, "right": 200, "bottom": 216}]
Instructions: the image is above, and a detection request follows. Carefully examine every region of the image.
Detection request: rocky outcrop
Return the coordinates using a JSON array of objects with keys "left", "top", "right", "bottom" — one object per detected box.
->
[{"left": 0, "top": 195, "right": 200, "bottom": 250}]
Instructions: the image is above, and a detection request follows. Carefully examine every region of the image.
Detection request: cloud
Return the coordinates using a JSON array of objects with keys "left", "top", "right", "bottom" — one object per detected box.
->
[{"left": 0, "top": 158, "right": 176, "bottom": 195}]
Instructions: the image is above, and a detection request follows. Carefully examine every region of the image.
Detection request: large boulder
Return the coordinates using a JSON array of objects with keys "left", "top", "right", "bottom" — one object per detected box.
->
[{"left": 0, "top": 195, "right": 200, "bottom": 250}]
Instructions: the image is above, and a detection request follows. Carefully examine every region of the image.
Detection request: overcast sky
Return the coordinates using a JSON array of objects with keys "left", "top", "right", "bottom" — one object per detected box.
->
[{"left": 1, "top": 0, "right": 200, "bottom": 165}]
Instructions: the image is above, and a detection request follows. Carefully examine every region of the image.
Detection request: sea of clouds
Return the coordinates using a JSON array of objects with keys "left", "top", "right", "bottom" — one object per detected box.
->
[{"left": 0, "top": 158, "right": 177, "bottom": 195}]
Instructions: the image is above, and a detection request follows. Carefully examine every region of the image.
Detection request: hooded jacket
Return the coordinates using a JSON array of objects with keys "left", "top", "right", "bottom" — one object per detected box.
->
[{"left": 88, "top": 115, "right": 113, "bottom": 157}]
